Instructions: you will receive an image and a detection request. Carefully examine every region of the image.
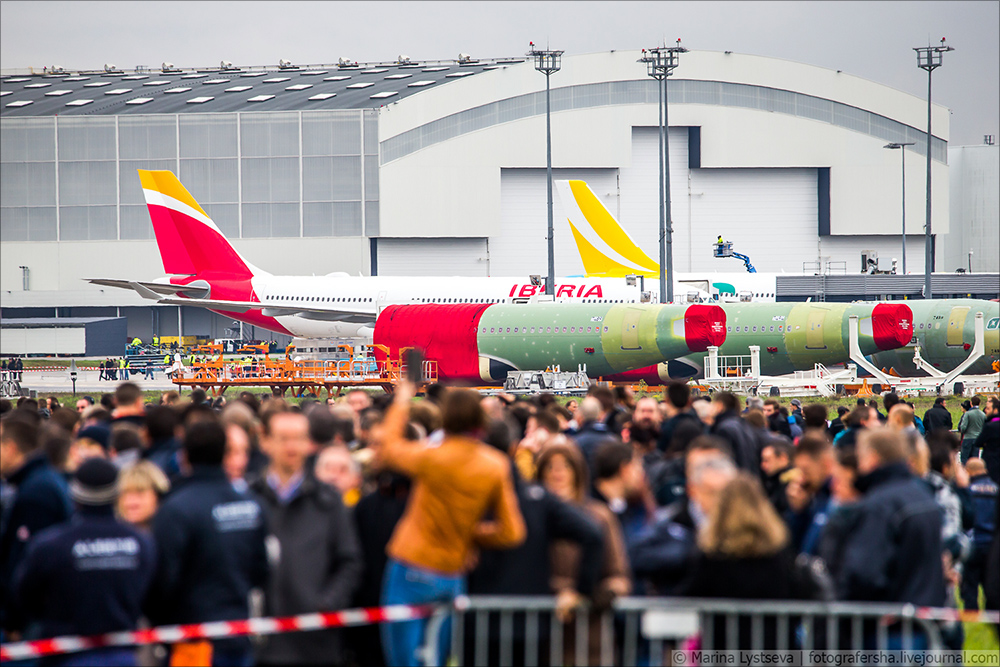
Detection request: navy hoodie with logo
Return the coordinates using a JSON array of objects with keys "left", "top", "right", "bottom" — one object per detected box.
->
[
  {"left": 13, "top": 504, "right": 156, "bottom": 640},
  {"left": 148, "top": 466, "right": 269, "bottom": 651}
]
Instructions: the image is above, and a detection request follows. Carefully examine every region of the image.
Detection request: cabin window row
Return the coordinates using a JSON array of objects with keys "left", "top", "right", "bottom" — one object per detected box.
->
[
  {"left": 481, "top": 325, "right": 612, "bottom": 334},
  {"left": 727, "top": 325, "right": 785, "bottom": 333}
]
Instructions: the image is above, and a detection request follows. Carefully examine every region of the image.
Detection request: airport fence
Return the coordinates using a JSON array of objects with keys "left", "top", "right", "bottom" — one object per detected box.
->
[{"left": 424, "top": 595, "right": 1000, "bottom": 666}]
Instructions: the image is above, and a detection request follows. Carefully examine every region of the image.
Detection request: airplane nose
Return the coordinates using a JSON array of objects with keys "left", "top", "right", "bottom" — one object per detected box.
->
[
  {"left": 871, "top": 303, "right": 914, "bottom": 350},
  {"left": 682, "top": 304, "right": 727, "bottom": 352}
]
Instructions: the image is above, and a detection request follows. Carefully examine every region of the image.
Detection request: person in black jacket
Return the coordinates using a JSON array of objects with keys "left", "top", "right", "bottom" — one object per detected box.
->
[
  {"left": 656, "top": 382, "right": 703, "bottom": 454},
  {"left": 923, "top": 397, "right": 954, "bottom": 435},
  {"left": 837, "top": 428, "right": 944, "bottom": 606},
  {"left": 13, "top": 458, "right": 156, "bottom": 666},
  {"left": 148, "top": 420, "right": 269, "bottom": 667},
  {"left": 709, "top": 392, "right": 761, "bottom": 473},
  {"left": 249, "top": 411, "right": 363, "bottom": 667},
  {"left": 828, "top": 406, "right": 850, "bottom": 439},
  {"left": 763, "top": 400, "right": 793, "bottom": 438},
  {"left": 0, "top": 413, "right": 72, "bottom": 635},
  {"left": 466, "top": 445, "right": 604, "bottom": 667},
  {"left": 974, "top": 397, "right": 1000, "bottom": 484}
]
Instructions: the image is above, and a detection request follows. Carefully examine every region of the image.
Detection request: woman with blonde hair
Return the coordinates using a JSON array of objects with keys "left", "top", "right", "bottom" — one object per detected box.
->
[
  {"left": 680, "top": 471, "right": 819, "bottom": 647},
  {"left": 117, "top": 461, "right": 170, "bottom": 531}
]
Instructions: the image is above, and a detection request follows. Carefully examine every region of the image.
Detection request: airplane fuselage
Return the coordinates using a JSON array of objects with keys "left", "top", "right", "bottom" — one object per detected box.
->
[{"left": 196, "top": 274, "right": 647, "bottom": 338}]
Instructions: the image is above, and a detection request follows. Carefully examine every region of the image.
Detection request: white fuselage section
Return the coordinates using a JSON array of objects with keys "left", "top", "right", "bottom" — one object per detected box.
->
[{"left": 243, "top": 274, "right": 647, "bottom": 338}]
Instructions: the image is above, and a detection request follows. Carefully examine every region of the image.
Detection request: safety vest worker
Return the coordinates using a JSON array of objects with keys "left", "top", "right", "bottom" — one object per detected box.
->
[
  {"left": 131, "top": 337, "right": 142, "bottom": 347},
  {"left": 717, "top": 235, "right": 724, "bottom": 245}
]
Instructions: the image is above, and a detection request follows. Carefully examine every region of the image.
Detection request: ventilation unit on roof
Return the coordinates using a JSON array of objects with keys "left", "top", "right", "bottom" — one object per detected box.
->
[
  {"left": 338, "top": 57, "right": 357, "bottom": 67},
  {"left": 457, "top": 53, "right": 476, "bottom": 63},
  {"left": 220, "top": 60, "right": 235, "bottom": 70},
  {"left": 49, "top": 66, "right": 64, "bottom": 73},
  {"left": 104, "top": 63, "right": 120, "bottom": 73},
  {"left": 397, "top": 55, "right": 410, "bottom": 64},
  {"left": 161, "top": 62, "right": 180, "bottom": 72},
  {"left": 278, "top": 58, "right": 294, "bottom": 69}
]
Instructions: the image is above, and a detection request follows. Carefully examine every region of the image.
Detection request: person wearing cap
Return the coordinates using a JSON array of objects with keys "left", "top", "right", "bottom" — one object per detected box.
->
[{"left": 12, "top": 458, "right": 156, "bottom": 666}]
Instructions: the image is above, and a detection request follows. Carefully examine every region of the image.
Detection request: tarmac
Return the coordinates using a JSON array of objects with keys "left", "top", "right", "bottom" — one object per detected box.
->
[{"left": 15, "top": 369, "right": 179, "bottom": 395}]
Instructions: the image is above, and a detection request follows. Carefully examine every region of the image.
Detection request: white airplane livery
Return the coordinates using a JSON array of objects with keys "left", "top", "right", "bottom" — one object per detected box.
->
[{"left": 91, "top": 171, "right": 646, "bottom": 339}]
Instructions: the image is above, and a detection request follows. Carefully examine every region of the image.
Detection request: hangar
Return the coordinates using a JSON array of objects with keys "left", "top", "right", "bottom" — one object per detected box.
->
[{"left": 1, "top": 49, "right": 994, "bottom": 342}]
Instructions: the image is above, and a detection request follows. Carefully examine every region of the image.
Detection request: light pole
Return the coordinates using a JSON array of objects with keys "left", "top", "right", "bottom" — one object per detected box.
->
[
  {"left": 640, "top": 41, "right": 686, "bottom": 303},
  {"left": 527, "top": 43, "right": 563, "bottom": 297},
  {"left": 884, "top": 142, "right": 914, "bottom": 274},
  {"left": 914, "top": 38, "right": 953, "bottom": 299}
]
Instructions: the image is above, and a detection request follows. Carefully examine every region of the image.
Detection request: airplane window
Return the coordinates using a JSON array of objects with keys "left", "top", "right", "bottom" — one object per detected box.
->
[
  {"left": 604, "top": 326, "right": 609, "bottom": 332},
  {"left": 770, "top": 326, "right": 774, "bottom": 332},
  {"left": 753, "top": 326, "right": 757, "bottom": 332},
  {"left": 530, "top": 327, "right": 535, "bottom": 333},
  {"left": 546, "top": 327, "right": 551, "bottom": 333},
  {"left": 586, "top": 326, "right": 592, "bottom": 333},
  {"left": 506, "top": 328, "right": 511, "bottom": 333},
  {"left": 727, "top": 326, "right": 732, "bottom": 332},
  {"left": 491, "top": 328, "right": 495, "bottom": 333},
  {"left": 482, "top": 327, "right": 486, "bottom": 333},
  {"left": 562, "top": 327, "right": 567, "bottom": 333}
]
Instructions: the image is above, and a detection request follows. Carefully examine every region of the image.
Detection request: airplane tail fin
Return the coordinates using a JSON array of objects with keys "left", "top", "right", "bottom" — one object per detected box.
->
[
  {"left": 138, "top": 170, "right": 263, "bottom": 278},
  {"left": 555, "top": 180, "right": 660, "bottom": 277}
]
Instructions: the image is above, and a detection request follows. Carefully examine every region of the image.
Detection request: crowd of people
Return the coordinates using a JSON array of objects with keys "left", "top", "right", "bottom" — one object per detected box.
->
[{"left": 0, "top": 381, "right": 998, "bottom": 666}]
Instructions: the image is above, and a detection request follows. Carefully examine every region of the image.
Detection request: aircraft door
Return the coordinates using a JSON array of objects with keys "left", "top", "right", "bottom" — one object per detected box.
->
[
  {"left": 947, "top": 306, "right": 970, "bottom": 347},
  {"left": 805, "top": 307, "right": 829, "bottom": 350},
  {"left": 620, "top": 308, "right": 643, "bottom": 351}
]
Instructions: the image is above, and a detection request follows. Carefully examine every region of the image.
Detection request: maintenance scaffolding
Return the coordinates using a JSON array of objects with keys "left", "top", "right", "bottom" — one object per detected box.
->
[{"left": 170, "top": 343, "right": 437, "bottom": 397}]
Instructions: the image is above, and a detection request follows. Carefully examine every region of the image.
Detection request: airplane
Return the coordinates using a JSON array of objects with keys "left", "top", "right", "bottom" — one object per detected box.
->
[
  {"left": 373, "top": 302, "right": 727, "bottom": 384},
  {"left": 870, "top": 299, "right": 1000, "bottom": 376},
  {"left": 605, "top": 301, "right": 914, "bottom": 384},
  {"left": 89, "top": 171, "right": 651, "bottom": 339},
  {"left": 556, "top": 179, "right": 780, "bottom": 301},
  {"left": 371, "top": 300, "right": 914, "bottom": 385}
]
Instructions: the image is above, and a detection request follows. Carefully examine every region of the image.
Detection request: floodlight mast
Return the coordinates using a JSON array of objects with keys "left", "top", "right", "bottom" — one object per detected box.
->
[
  {"left": 883, "top": 142, "right": 914, "bottom": 274},
  {"left": 640, "top": 41, "right": 686, "bottom": 303},
  {"left": 913, "top": 38, "right": 953, "bottom": 299},
  {"left": 527, "top": 43, "right": 564, "bottom": 297}
]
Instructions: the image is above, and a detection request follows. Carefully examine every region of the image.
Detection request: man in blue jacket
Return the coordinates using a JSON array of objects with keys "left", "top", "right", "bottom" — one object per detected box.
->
[
  {"left": 149, "top": 419, "right": 269, "bottom": 667},
  {"left": 14, "top": 458, "right": 156, "bottom": 666},
  {"left": 838, "top": 428, "right": 944, "bottom": 606},
  {"left": 0, "top": 413, "right": 72, "bottom": 635},
  {"left": 961, "top": 458, "right": 998, "bottom": 611}
]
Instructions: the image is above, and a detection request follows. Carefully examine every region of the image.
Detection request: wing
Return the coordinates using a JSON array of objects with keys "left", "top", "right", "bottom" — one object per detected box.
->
[{"left": 89, "top": 279, "right": 375, "bottom": 323}]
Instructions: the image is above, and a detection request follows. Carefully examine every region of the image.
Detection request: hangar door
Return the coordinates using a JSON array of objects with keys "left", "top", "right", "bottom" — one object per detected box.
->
[
  {"left": 375, "top": 238, "right": 489, "bottom": 276},
  {"left": 495, "top": 168, "right": 619, "bottom": 277}
]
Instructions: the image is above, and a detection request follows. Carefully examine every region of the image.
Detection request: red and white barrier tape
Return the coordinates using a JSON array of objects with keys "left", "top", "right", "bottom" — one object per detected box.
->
[{"left": 0, "top": 603, "right": 435, "bottom": 662}]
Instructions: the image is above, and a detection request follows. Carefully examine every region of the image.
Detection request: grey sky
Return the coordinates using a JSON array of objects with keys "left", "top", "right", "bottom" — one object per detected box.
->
[{"left": 1, "top": 1, "right": 996, "bottom": 145}]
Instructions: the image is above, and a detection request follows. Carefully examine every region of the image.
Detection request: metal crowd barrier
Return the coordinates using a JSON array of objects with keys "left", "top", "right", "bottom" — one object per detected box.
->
[{"left": 420, "top": 595, "right": 985, "bottom": 666}]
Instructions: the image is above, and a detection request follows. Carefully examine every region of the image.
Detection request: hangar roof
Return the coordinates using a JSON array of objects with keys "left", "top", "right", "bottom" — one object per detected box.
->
[{"left": 0, "top": 58, "right": 524, "bottom": 117}]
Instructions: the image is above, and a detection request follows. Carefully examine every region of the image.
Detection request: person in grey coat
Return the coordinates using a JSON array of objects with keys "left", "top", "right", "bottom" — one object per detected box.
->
[{"left": 250, "top": 410, "right": 363, "bottom": 666}]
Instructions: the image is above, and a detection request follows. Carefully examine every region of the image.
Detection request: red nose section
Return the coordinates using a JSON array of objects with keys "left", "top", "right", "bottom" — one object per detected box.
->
[
  {"left": 684, "top": 305, "right": 727, "bottom": 352},
  {"left": 872, "top": 303, "right": 914, "bottom": 351},
  {"left": 373, "top": 304, "right": 491, "bottom": 382}
]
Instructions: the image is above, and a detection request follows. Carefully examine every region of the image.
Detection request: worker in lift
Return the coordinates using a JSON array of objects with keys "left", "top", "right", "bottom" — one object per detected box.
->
[{"left": 717, "top": 235, "right": 724, "bottom": 245}]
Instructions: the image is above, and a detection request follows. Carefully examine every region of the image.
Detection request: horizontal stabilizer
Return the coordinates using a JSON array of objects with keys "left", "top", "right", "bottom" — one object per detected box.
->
[{"left": 87, "top": 278, "right": 208, "bottom": 298}]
